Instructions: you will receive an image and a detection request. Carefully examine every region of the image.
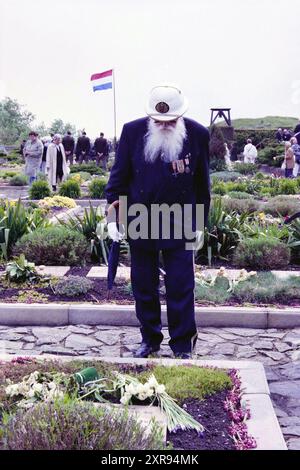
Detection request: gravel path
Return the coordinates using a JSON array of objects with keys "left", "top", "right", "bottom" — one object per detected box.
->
[{"left": 0, "top": 324, "right": 300, "bottom": 450}]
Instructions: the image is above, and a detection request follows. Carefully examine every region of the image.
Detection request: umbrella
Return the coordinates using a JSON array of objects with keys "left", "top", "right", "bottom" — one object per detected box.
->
[
  {"left": 107, "top": 240, "right": 121, "bottom": 291},
  {"left": 284, "top": 212, "right": 300, "bottom": 224}
]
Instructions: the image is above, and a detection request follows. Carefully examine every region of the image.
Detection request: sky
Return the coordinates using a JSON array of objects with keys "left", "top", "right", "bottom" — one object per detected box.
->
[{"left": 1, "top": 0, "right": 300, "bottom": 139}]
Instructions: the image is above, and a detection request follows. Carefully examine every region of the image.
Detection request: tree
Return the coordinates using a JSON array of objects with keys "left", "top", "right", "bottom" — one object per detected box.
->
[
  {"left": 49, "top": 119, "right": 76, "bottom": 136},
  {"left": 33, "top": 121, "right": 48, "bottom": 137},
  {"left": 209, "top": 124, "right": 226, "bottom": 160},
  {"left": 0, "top": 97, "right": 35, "bottom": 144}
]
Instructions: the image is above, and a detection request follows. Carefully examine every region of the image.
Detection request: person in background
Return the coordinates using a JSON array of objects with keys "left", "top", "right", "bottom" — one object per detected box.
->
[
  {"left": 224, "top": 142, "right": 232, "bottom": 169},
  {"left": 294, "top": 119, "right": 300, "bottom": 145},
  {"left": 40, "top": 136, "right": 52, "bottom": 173},
  {"left": 294, "top": 119, "right": 300, "bottom": 135},
  {"left": 275, "top": 128, "right": 283, "bottom": 143},
  {"left": 23, "top": 131, "right": 43, "bottom": 185},
  {"left": 46, "top": 134, "right": 69, "bottom": 191},
  {"left": 243, "top": 139, "right": 257, "bottom": 164},
  {"left": 94, "top": 132, "right": 109, "bottom": 169},
  {"left": 230, "top": 142, "right": 238, "bottom": 161},
  {"left": 282, "top": 129, "right": 292, "bottom": 141},
  {"left": 19, "top": 139, "right": 27, "bottom": 156},
  {"left": 284, "top": 142, "right": 295, "bottom": 178},
  {"left": 75, "top": 131, "right": 91, "bottom": 164},
  {"left": 291, "top": 136, "right": 300, "bottom": 177},
  {"left": 62, "top": 131, "right": 75, "bottom": 166}
]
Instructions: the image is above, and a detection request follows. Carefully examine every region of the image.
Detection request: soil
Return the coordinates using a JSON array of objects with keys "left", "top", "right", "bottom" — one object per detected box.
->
[
  {"left": 0, "top": 268, "right": 299, "bottom": 307},
  {"left": 167, "top": 390, "right": 235, "bottom": 450}
]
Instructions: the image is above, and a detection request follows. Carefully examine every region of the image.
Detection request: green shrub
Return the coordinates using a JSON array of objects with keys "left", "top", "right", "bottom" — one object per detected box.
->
[
  {"left": 5, "top": 254, "right": 38, "bottom": 283},
  {"left": 195, "top": 281, "right": 232, "bottom": 304},
  {"left": 254, "top": 172, "right": 267, "bottom": 180},
  {"left": 257, "top": 144, "right": 284, "bottom": 166},
  {"left": 227, "top": 191, "right": 252, "bottom": 199},
  {"left": 9, "top": 174, "right": 28, "bottom": 186},
  {"left": 59, "top": 204, "right": 109, "bottom": 263},
  {"left": 13, "top": 226, "right": 89, "bottom": 266},
  {"left": 209, "top": 157, "right": 227, "bottom": 172},
  {"left": 233, "top": 163, "right": 257, "bottom": 175},
  {"left": 212, "top": 181, "right": 227, "bottom": 195},
  {"left": 226, "top": 181, "right": 249, "bottom": 193},
  {"left": 29, "top": 180, "right": 51, "bottom": 200},
  {"left": 222, "top": 197, "right": 262, "bottom": 214},
  {"left": 233, "top": 272, "right": 300, "bottom": 304},
  {"left": 0, "top": 170, "right": 17, "bottom": 179},
  {"left": 88, "top": 178, "right": 107, "bottom": 199},
  {"left": 278, "top": 179, "right": 298, "bottom": 195},
  {"left": 0, "top": 199, "right": 50, "bottom": 259},
  {"left": 58, "top": 180, "right": 81, "bottom": 199},
  {"left": 233, "top": 237, "right": 290, "bottom": 269},
  {"left": 55, "top": 275, "right": 93, "bottom": 297},
  {"left": 36, "top": 172, "right": 48, "bottom": 182},
  {"left": 210, "top": 171, "right": 242, "bottom": 182},
  {"left": 79, "top": 171, "right": 91, "bottom": 181},
  {"left": 264, "top": 196, "right": 300, "bottom": 217},
  {"left": 0, "top": 399, "right": 165, "bottom": 450},
  {"left": 70, "top": 163, "right": 104, "bottom": 175}
]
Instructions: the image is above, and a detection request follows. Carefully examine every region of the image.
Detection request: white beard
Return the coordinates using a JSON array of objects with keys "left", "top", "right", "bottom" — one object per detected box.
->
[{"left": 144, "top": 117, "right": 187, "bottom": 163}]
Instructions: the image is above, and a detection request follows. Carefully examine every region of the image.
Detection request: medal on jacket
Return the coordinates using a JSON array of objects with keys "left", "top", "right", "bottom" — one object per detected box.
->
[
  {"left": 176, "top": 159, "right": 185, "bottom": 174},
  {"left": 172, "top": 161, "right": 178, "bottom": 177},
  {"left": 184, "top": 154, "right": 191, "bottom": 173}
]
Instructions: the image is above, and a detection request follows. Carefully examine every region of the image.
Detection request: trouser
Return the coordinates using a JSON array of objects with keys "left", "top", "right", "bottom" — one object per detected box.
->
[
  {"left": 96, "top": 153, "right": 107, "bottom": 170},
  {"left": 65, "top": 152, "right": 74, "bottom": 165},
  {"left": 77, "top": 152, "right": 89, "bottom": 164},
  {"left": 40, "top": 161, "right": 46, "bottom": 173},
  {"left": 285, "top": 168, "right": 293, "bottom": 178},
  {"left": 29, "top": 176, "right": 36, "bottom": 185},
  {"left": 130, "top": 243, "right": 197, "bottom": 354}
]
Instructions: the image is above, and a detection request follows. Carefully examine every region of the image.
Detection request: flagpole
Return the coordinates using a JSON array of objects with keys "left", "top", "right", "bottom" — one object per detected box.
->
[{"left": 112, "top": 68, "right": 117, "bottom": 151}]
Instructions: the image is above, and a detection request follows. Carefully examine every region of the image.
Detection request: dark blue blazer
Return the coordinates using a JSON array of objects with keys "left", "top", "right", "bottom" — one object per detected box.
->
[{"left": 105, "top": 117, "right": 210, "bottom": 249}]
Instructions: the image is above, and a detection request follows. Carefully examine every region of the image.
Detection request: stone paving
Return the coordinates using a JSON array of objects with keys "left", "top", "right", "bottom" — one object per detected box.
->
[{"left": 0, "top": 324, "right": 300, "bottom": 449}]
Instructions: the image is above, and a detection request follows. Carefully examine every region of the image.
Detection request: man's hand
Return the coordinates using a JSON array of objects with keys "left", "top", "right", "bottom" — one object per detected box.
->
[{"left": 107, "top": 222, "right": 125, "bottom": 242}]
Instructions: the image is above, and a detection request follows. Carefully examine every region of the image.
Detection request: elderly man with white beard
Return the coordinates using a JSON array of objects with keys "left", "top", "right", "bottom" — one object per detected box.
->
[{"left": 105, "top": 84, "right": 210, "bottom": 358}]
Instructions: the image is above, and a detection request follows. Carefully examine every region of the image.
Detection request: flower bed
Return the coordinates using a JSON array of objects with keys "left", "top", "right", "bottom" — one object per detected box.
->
[
  {"left": 0, "top": 264, "right": 299, "bottom": 307},
  {"left": 0, "top": 357, "right": 256, "bottom": 450}
]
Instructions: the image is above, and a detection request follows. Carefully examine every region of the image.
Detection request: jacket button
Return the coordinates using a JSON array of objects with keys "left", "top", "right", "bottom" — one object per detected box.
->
[
  {"left": 136, "top": 169, "right": 139, "bottom": 173},
  {"left": 182, "top": 190, "right": 186, "bottom": 194},
  {"left": 140, "top": 189, "right": 144, "bottom": 193}
]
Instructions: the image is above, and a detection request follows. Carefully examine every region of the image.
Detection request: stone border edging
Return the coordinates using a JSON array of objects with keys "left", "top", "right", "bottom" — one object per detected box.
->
[
  {"left": 0, "top": 303, "right": 299, "bottom": 328},
  {"left": 0, "top": 355, "right": 287, "bottom": 450}
]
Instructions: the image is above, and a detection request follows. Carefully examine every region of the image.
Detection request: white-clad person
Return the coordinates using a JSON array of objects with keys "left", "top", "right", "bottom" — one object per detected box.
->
[
  {"left": 243, "top": 139, "right": 258, "bottom": 164},
  {"left": 46, "top": 134, "right": 69, "bottom": 191}
]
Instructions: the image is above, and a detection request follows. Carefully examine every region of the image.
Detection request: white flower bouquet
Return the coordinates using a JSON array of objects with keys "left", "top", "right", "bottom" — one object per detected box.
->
[
  {"left": 5, "top": 371, "right": 70, "bottom": 408},
  {"left": 80, "top": 372, "right": 204, "bottom": 434}
]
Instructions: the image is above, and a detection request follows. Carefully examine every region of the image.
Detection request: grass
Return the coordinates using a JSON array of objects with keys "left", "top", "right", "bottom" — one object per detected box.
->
[
  {"left": 217, "top": 116, "right": 298, "bottom": 129},
  {"left": 137, "top": 365, "right": 232, "bottom": 402}
]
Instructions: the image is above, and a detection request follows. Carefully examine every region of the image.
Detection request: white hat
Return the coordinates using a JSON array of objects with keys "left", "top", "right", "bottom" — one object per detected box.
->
[{"left": 145, "top": 83, "right": 188, "bottom": 121}]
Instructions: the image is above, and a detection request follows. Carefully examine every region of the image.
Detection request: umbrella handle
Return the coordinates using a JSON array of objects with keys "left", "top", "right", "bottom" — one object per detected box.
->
[{"left": 106, "top": 199, "right": 125, "bottom": 226}]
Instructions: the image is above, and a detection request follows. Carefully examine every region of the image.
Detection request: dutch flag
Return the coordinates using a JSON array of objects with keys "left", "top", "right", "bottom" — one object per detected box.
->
[{"left": 91, "top": 69, "right": 113, "bottom": 92}]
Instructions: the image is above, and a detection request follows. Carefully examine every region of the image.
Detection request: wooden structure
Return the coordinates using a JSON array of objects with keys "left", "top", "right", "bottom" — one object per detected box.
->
[{"left": 210, "top": 108, "right": 232, "bottom": 127}]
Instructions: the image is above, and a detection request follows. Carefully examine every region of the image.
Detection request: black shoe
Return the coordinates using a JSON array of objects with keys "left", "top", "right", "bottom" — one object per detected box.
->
[
  {"left": 133, "top": 343, "right": 160, "bottom": 358},
  {"left": 174, "top": 352, "right": 192, "bottom": 359}
]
